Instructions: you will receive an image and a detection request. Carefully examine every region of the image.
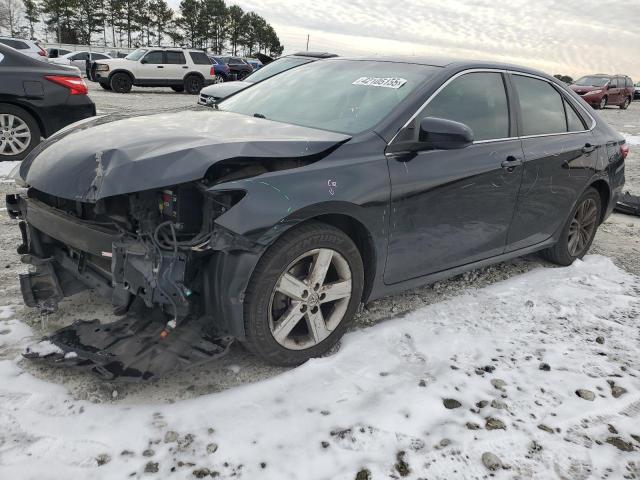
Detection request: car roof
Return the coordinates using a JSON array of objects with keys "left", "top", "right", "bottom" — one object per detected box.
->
[
  {"left": 326, "top": 55, "right": 559, "bottom": 78},
  {"left": 291, "top": 51, "right": 338, "bottom": 59}
]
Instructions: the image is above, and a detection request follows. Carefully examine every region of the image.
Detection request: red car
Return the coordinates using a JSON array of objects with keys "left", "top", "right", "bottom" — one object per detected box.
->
[{"left": 571, "top": 74, "right": 634, "bottom": 109}]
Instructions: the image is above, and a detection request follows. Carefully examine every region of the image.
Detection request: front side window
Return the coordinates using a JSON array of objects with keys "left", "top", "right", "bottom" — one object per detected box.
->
[
  {"left": 219, "top": 60, "right": 439, "bottom": 135},
  {"left": 92, "top": 53, "right": 109, "bottom": 60},
  {"left": 0, "top": 39, "right": 29, "bottom": 49},
  {"left": 143, "top": 51, "right": 164, "bottom": 64},
  {"left": 71, "top": 52, "right": 89, "bottom": 61},
  {"left": 421, "top": 72, "right": 509, "bottom": 141},
  {"left": 513, "top": 75, "right": 567, "bottom": 136},
  {"left": 166, "top": 51, "right": 186, "bottom": 64}
]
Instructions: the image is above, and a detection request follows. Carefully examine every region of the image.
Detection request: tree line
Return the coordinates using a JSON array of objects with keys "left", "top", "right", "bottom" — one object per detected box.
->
[{"left": 0, "top": 0, "right": 283, "bottom": 56}]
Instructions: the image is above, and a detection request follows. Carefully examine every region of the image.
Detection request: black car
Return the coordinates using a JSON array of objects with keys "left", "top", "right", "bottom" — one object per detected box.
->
[
  {"left": 198, "top": 52, "right": 338, "bottom": 106},
  {"left": 215, "top": 55, "right": 253, "bottom": 80},
  {"left": 0, "top": 44, "right": 96, "bottom": 160},
  {"left": 8, "top": 57, "right": 626, "bottom": 379}
]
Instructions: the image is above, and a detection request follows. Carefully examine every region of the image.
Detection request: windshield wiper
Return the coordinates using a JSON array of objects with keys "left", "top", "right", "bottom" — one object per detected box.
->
[{"left": 253, "top": 113, "right": 266, "bottom": 119}]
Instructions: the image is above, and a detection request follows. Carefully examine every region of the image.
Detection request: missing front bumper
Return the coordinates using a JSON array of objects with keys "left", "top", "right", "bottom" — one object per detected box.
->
[{"left": 23, "top": 309, "right": 233, "bottom": 381}]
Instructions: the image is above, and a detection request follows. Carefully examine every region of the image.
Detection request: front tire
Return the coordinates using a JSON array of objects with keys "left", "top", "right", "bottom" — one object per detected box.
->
[
  {"left": 598, "top": 96, "right": 607, "bottom": 109},
  {"left": 110, "top": 72, "right": 133, "bottom": 93},
  {"left": 0, "top": 104, "right": 41, "bottom": 161},
  {"left": 541, "top": 187, "right": 601, "bottom": 266},
  {"left": 184, "top": 75, "right": 204, "bottom": 95},
  {"left": 620, "top": 97, "right": 630, "bottom": 110},
  {"left": 242, "top": 222, "right": 364, "bottom": 366}
]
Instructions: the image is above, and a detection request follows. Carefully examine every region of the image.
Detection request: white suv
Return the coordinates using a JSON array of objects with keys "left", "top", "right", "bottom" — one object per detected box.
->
[
  {"left": 91, "top": 48, "right": 216, "bottom": 94},
  {"left": 0, "top": 36, "right": 47, "bottom": 60}
]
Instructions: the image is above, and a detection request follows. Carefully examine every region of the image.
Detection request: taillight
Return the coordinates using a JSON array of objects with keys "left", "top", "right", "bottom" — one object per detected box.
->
[
  {"left": 44, "top": 75, "right": 88, "bottom": 95},
  {"left": 621, "top": 143, "right": 629, "bottom": 160},
  {"left": 37, "top": 45, "right": 47, "bottom": 57},
  {"left": 210, "top": 66, "right": 215, "bottom": 76}
]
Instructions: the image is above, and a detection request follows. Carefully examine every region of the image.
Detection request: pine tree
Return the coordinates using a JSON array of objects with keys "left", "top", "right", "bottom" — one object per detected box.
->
[
  {"left": 76, "top": 0, "right": 104, "bottom": 44},
  {"left": 148, "top": 0, "right": 172, "bottom": 46},
  {"left": 177, "top": 0, "right": 200, "bottom": 47},
  {"left": 22, "top": 0, "right": 39, "bottom": 38},
  {"left": 226, "top": 4, "right": 243, "bottom": 55}
]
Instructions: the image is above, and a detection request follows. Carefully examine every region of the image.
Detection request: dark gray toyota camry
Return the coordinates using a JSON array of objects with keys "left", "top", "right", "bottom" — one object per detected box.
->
[{"left": 7, "top": 56, "right": 627, "bottom": 379}]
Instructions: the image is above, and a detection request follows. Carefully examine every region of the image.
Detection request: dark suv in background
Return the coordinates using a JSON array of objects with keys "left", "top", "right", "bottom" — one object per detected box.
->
[{"left": 571, "top": 74, "right": 634, "bottom": 109}]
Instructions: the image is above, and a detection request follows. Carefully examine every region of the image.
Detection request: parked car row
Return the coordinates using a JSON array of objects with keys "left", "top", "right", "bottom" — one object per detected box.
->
[
  {"left": 0, "top": 43, "right": 95, "bottom": 160},
  {"left": 570, "top": 74, "right": 635, "bottom": 109}
]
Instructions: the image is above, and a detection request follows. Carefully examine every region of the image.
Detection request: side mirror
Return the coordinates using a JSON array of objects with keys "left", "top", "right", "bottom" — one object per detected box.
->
[
  {"left": 418, "top": 117, "right": 474, "bottom": 150},
  {"left": 140, "top": 59, "right": 147, "bottom": 64}
]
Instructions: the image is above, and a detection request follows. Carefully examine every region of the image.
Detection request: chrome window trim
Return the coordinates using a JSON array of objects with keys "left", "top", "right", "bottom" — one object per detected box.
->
[
  {"left": 508, "top": 70, "right": 597, "bottom": 136},
  {"left": 389, "top": 68, "right": 597, "bottom": 147}
]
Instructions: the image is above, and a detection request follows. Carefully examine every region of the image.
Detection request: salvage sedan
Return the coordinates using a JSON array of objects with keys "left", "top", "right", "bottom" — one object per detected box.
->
[{"left": 8, "top": 57, "right": 626, "bottom": 379}]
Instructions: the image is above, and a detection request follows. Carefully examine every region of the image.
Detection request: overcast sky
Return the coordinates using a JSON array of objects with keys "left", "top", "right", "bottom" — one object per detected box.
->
[{"left": 171, "top": 0, "right": 640, "bottom": 80}]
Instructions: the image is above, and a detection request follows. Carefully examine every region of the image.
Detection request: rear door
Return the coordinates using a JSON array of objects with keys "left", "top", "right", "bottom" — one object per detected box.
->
[
  {"left": 385, "top": 70, "right": 524, "bottom": 284},
  {"left": 506, "top": 73, "right": 597, "bottom": 251},
  {"left": 164, "top": 51, "right": 188, "bottom": 80}
]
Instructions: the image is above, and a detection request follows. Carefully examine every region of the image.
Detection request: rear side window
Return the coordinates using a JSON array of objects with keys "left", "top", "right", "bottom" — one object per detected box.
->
[
  {"left": 422, "top": 72, "right": 510, "bottom": 141},
  {"left": 143, "top": 51, "right": 164, "bottom": 64},
  {"left": 564, "top": 99, "right": 586, "bottom": 132},
  {"left": 512, "top": 75, "right": 567, "bottom": 136},
  {"left": 0, "top": 38, "right": 29, "bottom": 49},
  {"left": 71, "top": 52, "right": 90, "bottom": 61},
  {"left": 92, "top": 53, "right": 109, "bottom": 60},
  {"left": 166, "top": 51, "right": 186, "bottom": 64},
  {"left": 626, "top": 77, "right": 633, "bottom": 87},
  {"left": 190, "top": 51, "right": 211, "bottom": 65}
]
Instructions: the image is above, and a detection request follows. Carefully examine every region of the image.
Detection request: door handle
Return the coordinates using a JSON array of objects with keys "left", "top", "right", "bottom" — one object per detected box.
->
[
  {"left": 582, "top": 143, "right": 596, "bottom": 153},
  {"left": 182, "top": 66, "right": 188, "bottom": 69},
  {"left": 157, "top": 66, "right": 164, "bottom": 68},
  {"left": 501, "top": 156, "right": 523, "bottom": 172}
]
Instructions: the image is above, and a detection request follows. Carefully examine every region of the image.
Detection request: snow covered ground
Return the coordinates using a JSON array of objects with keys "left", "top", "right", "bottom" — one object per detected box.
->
[
  {"left": 1, "top": 87, "right": 640, "bottom": 480},
  {"left": 1, "top": 256, "right": 639, "bottom": 479}
]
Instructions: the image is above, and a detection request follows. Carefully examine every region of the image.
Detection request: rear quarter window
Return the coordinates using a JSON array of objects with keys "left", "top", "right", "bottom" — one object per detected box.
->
[
  {"left": 166, "top": 51, "right": 186, "bottom": 64},
  {"left": 190, "top": 51, "right": 212, "bottom": 65}
]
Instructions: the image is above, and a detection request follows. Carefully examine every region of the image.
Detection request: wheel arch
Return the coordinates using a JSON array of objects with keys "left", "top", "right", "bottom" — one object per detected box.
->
[
  {"left": 183, "top": 71, "right": 205, "bottom": 82},
  {"left": 0, "top": 101, "right": 45, "bottom": 137},
  {"left": 108, "top": 69, "right": 135, "bottom": 82},
  {"left": 589, "top": 179, "right": 610, "bottom": 223}
]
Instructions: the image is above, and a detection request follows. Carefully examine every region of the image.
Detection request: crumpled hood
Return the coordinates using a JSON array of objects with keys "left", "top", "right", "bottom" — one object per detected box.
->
[{"left": 20, "top": 110, "right": 350, "bottom": 202}]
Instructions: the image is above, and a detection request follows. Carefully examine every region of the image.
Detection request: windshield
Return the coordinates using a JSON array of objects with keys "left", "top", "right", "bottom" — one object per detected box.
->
[
  {"left": 574, "top": 76, "right": 609, "bottom": 87},
  {"left": 245, "top": 56, "right": 313, "bottom": 83},
  {"left": 125, "top": 48, "right": 147, "bottom": 61},
  {"left": 219, "top": 59, "right": 439, "bottom": 134}
]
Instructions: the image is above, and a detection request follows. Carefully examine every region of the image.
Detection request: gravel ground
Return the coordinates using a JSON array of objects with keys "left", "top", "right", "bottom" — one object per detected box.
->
[{"left": 0, "top": 83, "right": 639, "bottom": 404}]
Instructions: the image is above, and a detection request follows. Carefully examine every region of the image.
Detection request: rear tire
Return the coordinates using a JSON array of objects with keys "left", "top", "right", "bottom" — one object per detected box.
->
[
  {"left": 171, "top": 85, "right": 184, "bottom": 93},
  {"left": 184, "top": 75, "right": 204, "bottom": 95},
  {"left": 0, "top": 103, "right": 41, "bottom": 161},
  {"left": 242, "top": 222, "right": 364, "bottom": 366},
  {"left": 541, "top": 187, "right": 601, "bottom": 266},
  {"left": 110, "top": 72, "right": 133, "bottom": 93}
]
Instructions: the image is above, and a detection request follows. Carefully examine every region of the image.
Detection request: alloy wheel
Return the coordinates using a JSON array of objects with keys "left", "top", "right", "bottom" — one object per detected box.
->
[
  {"left": 599, "top": 97, "right": 607, "bottom": 109},
  {"left": 269, "top": 248, "right": 352, "bottom": 350},
  {"left": 568, "top": 198, "right": 598, "bottom": 257},
  {"left": 0, "top": 114, "right": 31, "bottom": 156},
  {"left": 214, "top": 74, "right": 225, "bottom": 84}
]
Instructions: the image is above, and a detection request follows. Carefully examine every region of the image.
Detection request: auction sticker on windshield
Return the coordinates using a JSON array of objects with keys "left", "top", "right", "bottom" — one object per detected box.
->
[{"left": 352, "top": 77, "right": 407, "bottom": 89}]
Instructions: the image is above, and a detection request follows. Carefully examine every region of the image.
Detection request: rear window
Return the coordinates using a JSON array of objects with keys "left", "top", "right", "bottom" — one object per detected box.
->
[
  {"left": 513, "top": 75, "right": 567, "bottom": 136},
  {"left": 190, "top": 51, "right": 211, "bottom": 65},
  {"left": 0, "top": 38, "right": 29, "bottom": 49},
  {"left": 166, "top": 51, "right": 186, "bottom": 64}
]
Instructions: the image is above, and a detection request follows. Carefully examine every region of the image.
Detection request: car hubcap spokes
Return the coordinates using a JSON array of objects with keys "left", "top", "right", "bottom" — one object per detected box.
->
[
  {"left": 269, "top": 248, "right": 352, "bottom": 350},
  {"left": 567, "top": 198, "right": 598, "bottom": 256},
  {"left": 0, "top": 114, "right": 31, "bottom": 156}
]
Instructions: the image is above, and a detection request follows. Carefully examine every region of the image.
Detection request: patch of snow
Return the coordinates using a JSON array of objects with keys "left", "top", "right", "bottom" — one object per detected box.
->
[
  {"left": 0, "top": 256, "right": 639, "bottom": 479},
  {"left": 0, "top": 161, "right": 19, "bottom": 179},
  {"left": 23, "top": 340, "right": 63, "bottom": 357},
  {"left": 624, "top": 134, "right": 640, "bottom": 146}
]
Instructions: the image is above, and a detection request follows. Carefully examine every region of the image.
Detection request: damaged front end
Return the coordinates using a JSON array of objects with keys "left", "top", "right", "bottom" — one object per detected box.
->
[{"left": 7, "top": 180, "right": 252, "bottom": 380}]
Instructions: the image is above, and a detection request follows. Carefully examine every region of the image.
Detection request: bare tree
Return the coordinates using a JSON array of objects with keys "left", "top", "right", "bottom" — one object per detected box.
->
[{"left": 0, "top": 0, "right": 25, "bottom": 36}]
